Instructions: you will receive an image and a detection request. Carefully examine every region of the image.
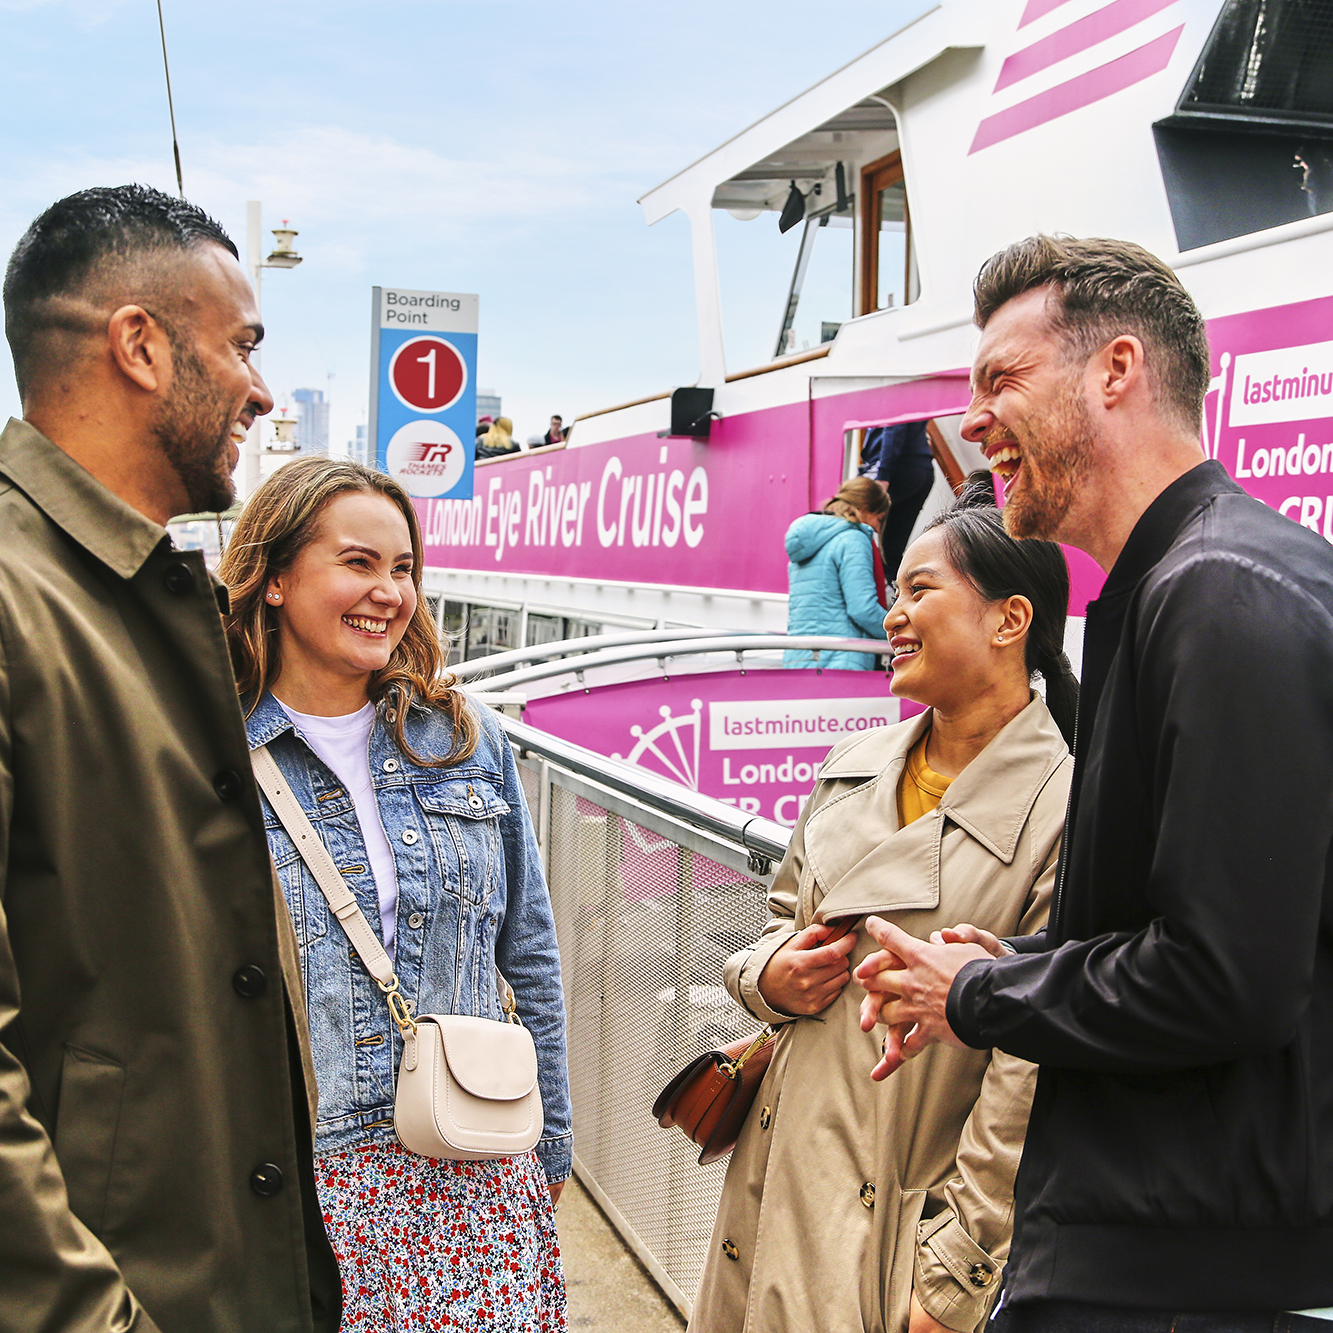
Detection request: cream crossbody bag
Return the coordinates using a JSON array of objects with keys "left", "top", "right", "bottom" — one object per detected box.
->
[{"left": 252, "top": 745, "right": 543, "bottom": 1161}]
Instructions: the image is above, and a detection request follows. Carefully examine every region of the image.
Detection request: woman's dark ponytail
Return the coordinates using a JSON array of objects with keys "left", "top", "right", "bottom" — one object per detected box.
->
[
  {"left": 925, "top": 478, "right": 1080, "bottom": 747},
  {"left": 1033, "top": 647, "right": 1080, "bottom": 750}
]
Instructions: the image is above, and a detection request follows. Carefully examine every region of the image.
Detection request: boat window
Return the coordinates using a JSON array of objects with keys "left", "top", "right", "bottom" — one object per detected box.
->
[
  {"left": 860, "top": 151, "right": 919, "bottom": 315},
  {"left": 714, "top": 205, "right": 854, "bottom": 368},
  {"left": 1154, "top": 0, "right": 1333, "bottom": 250},
  {"left": 524, "top": 613, "right": 602, "bottom": 649},
  {"left": 708, "top": 95, "right": 900, "bottom": 369}
]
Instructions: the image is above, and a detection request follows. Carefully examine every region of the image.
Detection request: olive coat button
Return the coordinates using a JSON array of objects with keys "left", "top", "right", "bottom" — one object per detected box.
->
[
  {"left": 162, "top": 562, "right": 196, "bottom": 596},
  {"left": 233, "top": 965, "right": 267, "bottom": 998},
  {"left": 250, "top": 1163, "right": 284, "bottom": 1197},
  {"left": 213, "top": 769, "right": 243, "bottom": 801}
]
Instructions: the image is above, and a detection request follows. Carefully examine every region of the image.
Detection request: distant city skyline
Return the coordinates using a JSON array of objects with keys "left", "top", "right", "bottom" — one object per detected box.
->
[{"left": 292, "top": 387, "right": 330, "bottom": 456}]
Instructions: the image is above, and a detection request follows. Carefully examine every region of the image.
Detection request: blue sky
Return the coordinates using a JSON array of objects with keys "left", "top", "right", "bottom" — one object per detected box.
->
[{"left": 1, "top": 0, "right": 920, "bottom": 449}]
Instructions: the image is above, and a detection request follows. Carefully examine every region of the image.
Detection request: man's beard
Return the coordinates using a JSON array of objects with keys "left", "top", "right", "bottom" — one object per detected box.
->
[
  {"left": 151, "top": 342, "right": 237, "bottom": 515},
  {"left": 999, "top": 377, "right": 1095, "bottom": 542}
]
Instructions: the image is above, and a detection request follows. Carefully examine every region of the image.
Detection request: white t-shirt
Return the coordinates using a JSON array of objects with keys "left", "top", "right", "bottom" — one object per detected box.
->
[{"left": 276, "top": 699, "right": 400, "bottom": 958}]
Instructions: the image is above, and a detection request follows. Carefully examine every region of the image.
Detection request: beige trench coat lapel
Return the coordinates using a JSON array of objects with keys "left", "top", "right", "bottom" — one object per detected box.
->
[{"left": 808, "top": 698, "right": 1066, "bottom": 924}]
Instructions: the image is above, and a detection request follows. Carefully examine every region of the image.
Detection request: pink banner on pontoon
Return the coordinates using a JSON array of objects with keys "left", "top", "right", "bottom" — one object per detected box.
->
[
  {"left": 524, "top": 668, "right": 923, "bottom": 827},
  {"left": 1205, "top": 294, "right": 1333, "bottom": 543}
]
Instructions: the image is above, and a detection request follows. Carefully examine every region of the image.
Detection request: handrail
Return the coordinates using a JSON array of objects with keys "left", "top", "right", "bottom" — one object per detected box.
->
[
  {"left": 448, "top": 629, "right": 742, "bottom": 682},
  {"left": 497, "top": 713, "right": 791, "bottom": 867},
  {"left": 466, "top": 634, "right": 889, "bottom": 692}
]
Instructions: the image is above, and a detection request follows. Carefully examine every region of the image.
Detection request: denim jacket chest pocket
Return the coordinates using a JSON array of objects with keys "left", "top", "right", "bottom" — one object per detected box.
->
[{"left": 410, "top": 776, "right": 510, "bottom": 905}]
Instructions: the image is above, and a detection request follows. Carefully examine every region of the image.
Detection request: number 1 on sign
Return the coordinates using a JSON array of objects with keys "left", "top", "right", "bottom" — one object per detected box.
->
[{"left": 416, "top": 347, "right": 437, "bottom": 400}]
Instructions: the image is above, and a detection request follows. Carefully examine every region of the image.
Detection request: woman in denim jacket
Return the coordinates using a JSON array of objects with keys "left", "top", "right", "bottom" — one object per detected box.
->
[{"left": 221, "top": 456, "right": 570, "bottom": 1332}]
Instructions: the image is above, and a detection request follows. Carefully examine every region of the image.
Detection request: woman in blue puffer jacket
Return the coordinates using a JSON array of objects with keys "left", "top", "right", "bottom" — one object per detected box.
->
[{"left": 784, "top": 476, "right": 892, "bottom": 670}]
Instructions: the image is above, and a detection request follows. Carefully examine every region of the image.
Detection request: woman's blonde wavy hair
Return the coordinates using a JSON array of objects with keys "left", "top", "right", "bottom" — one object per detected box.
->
[{"left": 219, "top": 455, "right": 478, "bottom": 767}]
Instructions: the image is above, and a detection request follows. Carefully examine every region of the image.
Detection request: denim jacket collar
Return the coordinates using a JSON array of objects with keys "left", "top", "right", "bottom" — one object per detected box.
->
[
  {"left": 245, "top": 690, "right": 434, "bottom": 753},
  {"left": 245, "top": 692, "right": 298, "bottom": 751}
]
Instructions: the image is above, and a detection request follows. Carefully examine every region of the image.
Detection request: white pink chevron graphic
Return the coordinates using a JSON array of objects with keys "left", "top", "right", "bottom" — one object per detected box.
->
[{"left": 971, "top": 0, "right": 1185, "bottom": 153}]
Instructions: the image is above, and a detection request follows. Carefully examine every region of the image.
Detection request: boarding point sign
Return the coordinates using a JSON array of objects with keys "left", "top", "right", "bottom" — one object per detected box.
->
[{"left": 369, "top": 287, "right": 478, "bottom": 501}]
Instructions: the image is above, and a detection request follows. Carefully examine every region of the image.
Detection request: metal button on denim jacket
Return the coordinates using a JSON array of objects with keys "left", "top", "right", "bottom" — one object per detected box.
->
[{"left": 245, "top": 692, "right": 573, "bottom": 1182}]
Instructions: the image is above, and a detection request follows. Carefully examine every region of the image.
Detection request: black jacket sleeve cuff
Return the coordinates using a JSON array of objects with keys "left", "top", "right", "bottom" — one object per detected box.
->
[{"left": 947, "top": 956, "right": 994, "bottom": 1049}]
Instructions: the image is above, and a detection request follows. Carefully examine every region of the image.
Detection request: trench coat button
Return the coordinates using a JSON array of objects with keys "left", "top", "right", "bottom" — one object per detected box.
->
[
  {"left": 721, "top": 1238, "right": 739, "bottom": 1261},
  {"left": 382, "top": 758, "right": 399, "bottom": 773},
  {"left": 859, "top": 1182, "right": 876, "bottom": 1209},
  {"left": 249, "top": 1163, "right": 283, "bottom": 1196},
  {"left": 759, "top": 1106, "right": 771, "bottom": 1130},
  {"left": 402, "top": 829, "right": 419, "bottom": 845},
  {"left": 213, "top": 769, "right": 243, "bottom": 801},
  {"left": 408, "top": 912, "right": 425, "bottom": 929},
  {"left": 968, "top": 1262, "right": 994, "bottom": 1288},
  {"left": 162, "top": 562, "right": 195, "bottom": 596},
  {"left": 232, "top": 965, "right": 266, "bottom": 998}
]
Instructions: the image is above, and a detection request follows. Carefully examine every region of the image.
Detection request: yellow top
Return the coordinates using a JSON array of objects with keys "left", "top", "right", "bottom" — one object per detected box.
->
[{"left": 897, "top": 733, "right": 954, "bottom": 827}]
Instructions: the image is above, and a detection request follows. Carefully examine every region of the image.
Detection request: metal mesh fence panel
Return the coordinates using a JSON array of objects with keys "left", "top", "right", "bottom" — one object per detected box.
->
[
  {"left": 546, "top": 780, "right": 771, "bottom": 1307},
  {"left": 517, "top": 761, "right": 541, "bottom": 836}
]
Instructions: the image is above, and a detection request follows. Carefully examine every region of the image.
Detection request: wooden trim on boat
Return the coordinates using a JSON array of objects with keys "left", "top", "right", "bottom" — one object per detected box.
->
[
  {"left": 574, "top": 391, "right": 671, "bottom": 422},
  {"left": 925, "top": 418, "right": 967, "bottom": 493},
  {"left": 475, "top": 441, "right": 568, "bottom": 467},
  {"left": 725, "top": 343, "right": 831, "bottom": 383}
]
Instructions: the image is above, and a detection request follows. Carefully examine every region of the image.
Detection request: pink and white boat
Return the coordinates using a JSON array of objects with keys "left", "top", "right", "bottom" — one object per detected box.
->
[{"left": 421, "top": 0, "right": 1333, "bottom": 813}]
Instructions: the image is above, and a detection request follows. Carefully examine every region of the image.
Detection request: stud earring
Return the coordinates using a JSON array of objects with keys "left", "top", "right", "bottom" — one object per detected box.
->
[{"left": 267, "top": 592, "right": 281, "bottom": 604}]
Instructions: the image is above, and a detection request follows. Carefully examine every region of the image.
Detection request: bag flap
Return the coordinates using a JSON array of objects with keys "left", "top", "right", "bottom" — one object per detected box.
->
[{"left": 430, "top": 1015, "right": 538, "bottom": 1101}]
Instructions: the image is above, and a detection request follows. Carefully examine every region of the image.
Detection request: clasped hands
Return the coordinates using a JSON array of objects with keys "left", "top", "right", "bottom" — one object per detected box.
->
[{"left": 757, "top": 917, "right": 1004, "bottom": 1079}]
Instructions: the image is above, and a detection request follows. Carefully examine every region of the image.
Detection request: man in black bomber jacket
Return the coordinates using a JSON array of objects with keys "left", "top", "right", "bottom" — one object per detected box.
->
[{"left": 855, "top": 235, "right": 1333, "bottom": 1330}]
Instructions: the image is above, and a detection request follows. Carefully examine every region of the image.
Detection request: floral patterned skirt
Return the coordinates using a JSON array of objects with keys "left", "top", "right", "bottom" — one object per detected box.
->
[{"left": 315, "top": 1138, "right": 567, "bottom": 1331}]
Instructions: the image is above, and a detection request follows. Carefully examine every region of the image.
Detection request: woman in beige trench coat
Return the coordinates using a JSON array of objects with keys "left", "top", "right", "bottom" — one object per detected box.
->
[{"left": 690, "top": 495, "right": 1078, "bottom": 1333}]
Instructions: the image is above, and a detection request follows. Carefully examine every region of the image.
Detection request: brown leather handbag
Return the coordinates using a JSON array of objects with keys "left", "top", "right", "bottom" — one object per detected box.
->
[
  {"left": 653, "top": 919, "right": 856, "bottom": 1165},
  {"left": 652, "top": 1027, "right": 776, "bottom": 1165}
]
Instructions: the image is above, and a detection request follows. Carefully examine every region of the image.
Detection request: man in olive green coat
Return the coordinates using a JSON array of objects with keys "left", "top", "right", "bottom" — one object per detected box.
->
[{"left": 0, "top": 186, "right": 341, "bottom": 1330}]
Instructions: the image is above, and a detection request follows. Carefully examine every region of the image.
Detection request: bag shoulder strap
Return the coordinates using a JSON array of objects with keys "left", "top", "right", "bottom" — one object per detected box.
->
[
  {"left": 251, "top": 743, "right": 518, "bottom": 1014},
  {"left": 252, "top": 743, "right": 396, "bottom": 987}
]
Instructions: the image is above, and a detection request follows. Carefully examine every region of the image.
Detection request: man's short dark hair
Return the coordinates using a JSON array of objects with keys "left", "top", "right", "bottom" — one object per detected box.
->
[
  {"left": 4, "top": 184, "right": 237, "bottom": 396},
  {"left": 973, "top": 235, "right": 1211, "bottom": 435}
]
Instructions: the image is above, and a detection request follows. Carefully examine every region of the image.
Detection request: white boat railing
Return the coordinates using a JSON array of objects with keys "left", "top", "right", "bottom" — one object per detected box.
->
[
  {"left": 462, "top": 632, "right": 890, "bottom": 693},
  {"left": 447, "top": 628, "right": 745, "bottom": 683}
]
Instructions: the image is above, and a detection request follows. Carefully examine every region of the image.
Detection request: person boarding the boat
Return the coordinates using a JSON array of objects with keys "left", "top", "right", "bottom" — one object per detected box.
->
[{"left": 783, "top": 475, "right": 891, "bottom": 670}]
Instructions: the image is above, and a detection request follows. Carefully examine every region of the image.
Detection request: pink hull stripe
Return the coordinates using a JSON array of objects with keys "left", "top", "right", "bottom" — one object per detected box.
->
[
  {"left": 1019, "top": 0, "right": 1077, "bottom": 28},
  {"left": 970, "top": 24, "right": 1183, "bottom": 154},
  {"left": 996, "top": 0, "right": 1180, "bottom": 91}
]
